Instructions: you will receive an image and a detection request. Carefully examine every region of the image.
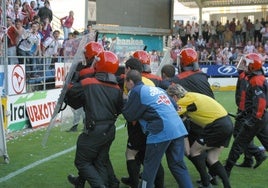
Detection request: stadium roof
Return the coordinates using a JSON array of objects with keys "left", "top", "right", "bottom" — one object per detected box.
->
[{"left": 177, "top": 0, "right": 268, "bottom": 8}]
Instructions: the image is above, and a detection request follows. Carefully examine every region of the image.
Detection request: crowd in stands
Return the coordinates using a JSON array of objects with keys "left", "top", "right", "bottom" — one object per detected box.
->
[
  {"left": 170, "top": 18, "right": 268, "bottom": 65},
  {"left": 6, "top": 0, "right": 57, "bottom": 70},
  {"left": 4, "top": 0, "right": 97, "bottom": 80},
  {"left": 3, "top": 0, "right": 268, "bottom": 77}
]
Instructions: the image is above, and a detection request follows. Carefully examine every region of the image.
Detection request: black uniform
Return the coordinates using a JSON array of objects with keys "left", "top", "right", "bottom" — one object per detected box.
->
[
  {"left": 225, "top": 70, "right": 268, "bottom": 175},
  {"left": 66, "top": 72, "right": 123, "bottom": 188},
  {"left": 176, "top": 70, "right": 214, "bottom": 98},
  {"left": 234, "top": 71, "right": 264, "bottom": 167}
]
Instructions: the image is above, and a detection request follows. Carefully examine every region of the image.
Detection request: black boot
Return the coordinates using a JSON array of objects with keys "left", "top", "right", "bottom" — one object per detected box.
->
[
  {"left": 209, "top": 161, "right": 231, "bottom": 188},
  {"left": 254, "top": 151, "right": 267, "bottom": 169},
  {"left": 67, "top": 174, "right": 85, "bottom": 188},
  {"left": 121, "top": 159, "right": 141, "bottom": 188},
  {"left": 189, "top": 154, "right": 211, "bottom": 187},
  {"left": 235, "top": 157, "right": 253, "bottom": 168},
  {"left": 109, "top": 175, "right": 120, "bottom": 188},
  {"left": 67, "top": 124, "right": 78, "bottom": 132}
]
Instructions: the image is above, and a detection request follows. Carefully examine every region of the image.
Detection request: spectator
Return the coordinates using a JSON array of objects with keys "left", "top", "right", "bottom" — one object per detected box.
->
[
  {"left": 184, "top": 39, "right": 195, "bottom": 49},
  {"left": 264, "top": 40, "right": 268, "bottom": 55},
  {"left": 234, "top": 20, "right": 242, "bottom": 46},
  {"left": 243, "top": 40, "right": 256, "bottom": 54},
  {"left": 30, "top": 0, "right": 38, "bottom": 13},
  {"left": 241, "top": 17, "right": 248, "bottom": 45},
  {"left": 14, "top": 0, "right": 22, "bottom": 7},
  {"left": 41, "top": 30, "right": 61, "bottom": 71},
  {"left": 17, "top": 21, "right": 41, "bottom": 77},
  {"left": 37, "top": 0, "right": 52, "bottom": 23},
  {"left": 185, "top": 20, "right": 192, "bottom": 41},
  {"left": 216, "top": 22, "right": 225, "bottom": 46},
  {"left": 209, "top": 20, "right": 217, "bottom": 43},
  {"left": 223, "top": 27, "right": 233, "bottom": 45},
  {"left": 229, "top": 18, "right": 236, "bottom": 44},
  {"left": 83, "top": 24, "right": 93, "bottom": 35},
  {"left": 221, "top": 43, "right": 233, "bottom": 65},
  {"left": 192, "top": 22, "right": 199, "bottom": 40},
  {"left": 215, "top": 48, "right": 224, "bottom": 65},
  {"left": 254, "top": 19, "right": 263, "bottom": 43},
  {"left": 200, "top": 48, "right": 209, "bottom": 62},
  {"left": 246, "top": 19, "right": 254, "bottom": 42},
  {"left": 170, "top": 45, "right": 180, "bottom": 66},
  {"left": 7, "top": 17, "right": 18, "bottom": 64},
  {"left": 83, "top": 24, "right": 96, "bottom": 41},
  {"left": 8, "top": 3, "right": 23, "bottom": 22},
  {"left": 202, "top": 21, "right": 209, "bottom": 43},
  {"left": 21, "top": 1, "right": 35, "bottom": 29},
  {"left": 60, "top": 10, "right": 74, "bottom": 40},
  {"left": 260, "top": 23, "right": 268, "bottom": 44},
  {"left": 196, "top": 35, "right": 206, "bottom": 50}
]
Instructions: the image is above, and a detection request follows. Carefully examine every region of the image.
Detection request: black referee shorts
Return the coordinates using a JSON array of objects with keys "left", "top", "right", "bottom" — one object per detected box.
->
[{"left": 198, "top": 115, "right": 233, "bottom": 147}]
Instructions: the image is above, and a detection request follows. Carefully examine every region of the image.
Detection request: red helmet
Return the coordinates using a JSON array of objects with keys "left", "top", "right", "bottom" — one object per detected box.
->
[
  {"left": 133, "top": 50, "right": 151, "bottom": 65},
  {"left": 84, "top": 41, "right": 104, "bottom": 60},
  {"left": 179, "top": 48, "right": 198, "bottom": 67},
  {"left": 245, "top": 53, "right": 263, "bottom": 72},
  {"left": 94, "top": 51, "right": 119, "bottom": 74}
]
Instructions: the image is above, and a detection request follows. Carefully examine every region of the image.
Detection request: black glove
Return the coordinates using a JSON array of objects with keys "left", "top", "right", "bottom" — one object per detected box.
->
[{"left": 235, "top": 111, "right": 245, "bottom": 121}]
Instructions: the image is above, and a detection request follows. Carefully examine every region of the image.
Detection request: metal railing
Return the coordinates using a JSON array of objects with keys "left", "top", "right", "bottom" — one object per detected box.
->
[{"left": 4, "top": 55, "right": 68, "bottom": 94}]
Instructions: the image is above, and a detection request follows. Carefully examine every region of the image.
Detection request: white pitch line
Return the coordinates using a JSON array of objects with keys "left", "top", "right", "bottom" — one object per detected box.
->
[{"left": 0, "top": 124, "right": 125, "bottom": 183}]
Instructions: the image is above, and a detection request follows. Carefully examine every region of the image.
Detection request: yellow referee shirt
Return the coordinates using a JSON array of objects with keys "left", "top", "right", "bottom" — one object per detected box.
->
[{"left": 177, "top": 92, "right": 228, "bottom": 128}]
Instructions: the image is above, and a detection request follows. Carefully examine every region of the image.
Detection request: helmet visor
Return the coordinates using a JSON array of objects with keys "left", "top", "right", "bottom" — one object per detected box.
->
[{"left": 236, "top": 56, "right": 252, "bottom": 72}]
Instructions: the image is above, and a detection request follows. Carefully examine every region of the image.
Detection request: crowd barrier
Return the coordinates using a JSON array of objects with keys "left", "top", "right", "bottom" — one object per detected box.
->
[
  {"left": 2, "top": 56, "right": 268, "bottom": 95},
  {"left": 2, "top": 55, "right": 267, "bottom": 132}
]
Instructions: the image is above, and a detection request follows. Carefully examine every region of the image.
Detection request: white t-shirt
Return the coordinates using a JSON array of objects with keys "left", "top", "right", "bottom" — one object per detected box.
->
[
  {"left": 18, "top": 30, "right": 41, "bottom": 52},
  {"left": 43, "top": 36, "right": 60, "bottom": 56}
]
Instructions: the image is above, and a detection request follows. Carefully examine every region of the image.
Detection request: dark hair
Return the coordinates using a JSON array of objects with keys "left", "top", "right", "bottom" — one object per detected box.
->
[
  {"left": 73, "top": 30, "right": 80, "bottom": 35},
  {"left": 53, "top": 30, "right": 60, "bottom": 35},
  {"left": 44, "top": 0, "right": 50, "bottom": 5},
  {"left": 14, "top": 18, "right": 22, "bottom": 23},
  {"left": 125, "top": 58, "right": 142, "bottom": 73},
  {"left": 126, "top": 70, "right": 142, "bottom": 84},
  {"left": 161, "top": 64, "right": 175, "bottom": 78},
  {"left": 33, "top": 15, "right": 40, "bottom": 20}
]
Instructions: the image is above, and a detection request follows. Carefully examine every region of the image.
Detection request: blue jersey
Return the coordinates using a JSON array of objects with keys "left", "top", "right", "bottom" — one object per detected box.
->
[{"left": 123, "top": 82, "right": 188, "bottom": 144}]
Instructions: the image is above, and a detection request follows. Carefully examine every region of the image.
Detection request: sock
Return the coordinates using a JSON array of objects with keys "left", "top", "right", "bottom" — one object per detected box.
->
[
  {"left": 127, "top": 160, "right": 141, "bottom": 188},
  {"left": 209, "top": 161, "right": 231, "bottom": 188},
  {"left": 189, "top": 154, "right": 210, "bottom": 186}
]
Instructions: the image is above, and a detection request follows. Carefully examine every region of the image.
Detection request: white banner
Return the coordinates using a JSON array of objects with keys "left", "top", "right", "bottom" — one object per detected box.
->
[
  {"left": 55, "top": 62, "right": 72, "bottom": 88},
  {"left": 25, "top": 90, "right": 61, "bottom": 128},
  {"left": 8, "top": 64, "right": 26, "bottom": 95}
]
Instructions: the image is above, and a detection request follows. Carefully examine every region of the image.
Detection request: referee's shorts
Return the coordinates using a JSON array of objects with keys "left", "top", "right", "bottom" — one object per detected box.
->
[{"left": 197, "top": 115, "right": 233, "bottom": 148}]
